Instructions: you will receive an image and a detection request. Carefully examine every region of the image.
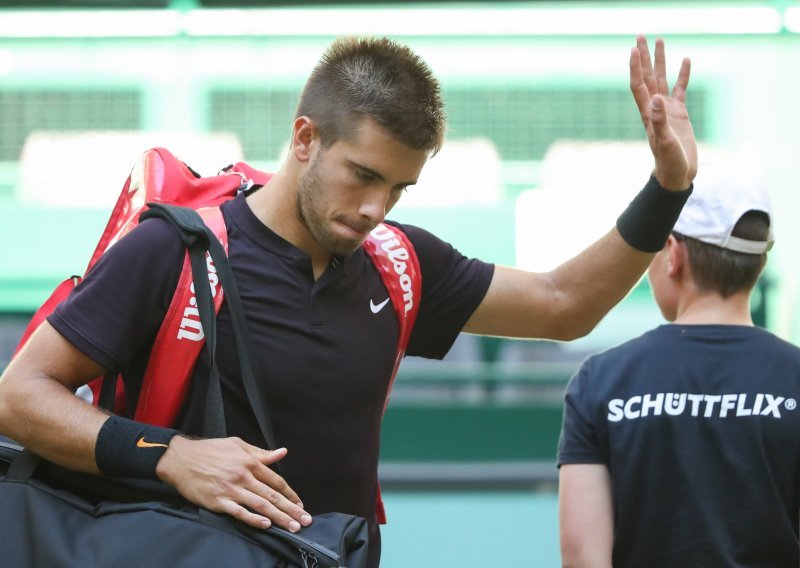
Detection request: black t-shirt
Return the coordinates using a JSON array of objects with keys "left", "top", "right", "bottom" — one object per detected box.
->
[
  {"left": 48, "top": 192, "right": 494, "bottom": 564},
  {"left": 558, "top": 324, "right": 800, "bottom": 568}
]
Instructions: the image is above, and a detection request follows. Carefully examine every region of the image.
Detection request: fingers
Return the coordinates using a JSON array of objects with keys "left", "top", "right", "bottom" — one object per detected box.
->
[
  {"left": 217, "top": 498, "right": 278, "bottom": 530},
  {"left": 650, "top": 94, "right": 666, "bottom": 130},
  {"left": 251, "top": 450, "right": 303, "bottom": 506},
  {"left": 649, "top": 93, "right": 693, "bottom": 190},
  {"left": 258, "top": 447, "right": 288, "bottom": 466},
  {"left": 654, "top": 38, "right": 668, "bottom": 95},
  {"left": 236, "top": 441, "right": 310, "bottom": 530},
  {"left": 236, "top": 442, "right": 302, "bottom": 505},
  {"left": 632, "top": 36, "right": 675, "bottom": 98},
  {"left": 630, "top": 33, "right": 695, "bottom": 190},
  {"left": 671, "top": 57, "right": 691, "bottom": 103},
  {"left": 636, "top": 35, "right": 657, "bottom": 95},
  {"left": 239, "top": 479, "right": 313, "bottom": 532},
  {"left": 629, "top": 47, "right": 651, "bottom": 122},
  {"left": 207, "top": 482, "right": 309, "bottom": 533},
  {"left": 214, "top": 493, "right": 310, "bottom": 533},
  {"left": 630, "top": 36, "right": 692, "bottom": 132},
  {"left": 207, "top": 464, "right": 311, "bottom": 534},
  {"left": 159, "top": 437, "right": 313, "bottom": 534}
]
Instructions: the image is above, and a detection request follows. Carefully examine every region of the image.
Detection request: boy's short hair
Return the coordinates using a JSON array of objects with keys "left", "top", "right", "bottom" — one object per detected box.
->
[
  {"left": 673, "top": 158, "right": 773, "bottom": 297},
  {"left": 679, "top": 210, "right": 770, "bottom": 297},
  {"left": 296, "top": 36, "right": 446, "bottom": 154}
]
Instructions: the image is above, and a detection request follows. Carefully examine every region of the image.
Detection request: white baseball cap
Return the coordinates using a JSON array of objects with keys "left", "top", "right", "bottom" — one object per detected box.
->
[{"left": 673, "top": 159, "right": 774, "bottom": 254}]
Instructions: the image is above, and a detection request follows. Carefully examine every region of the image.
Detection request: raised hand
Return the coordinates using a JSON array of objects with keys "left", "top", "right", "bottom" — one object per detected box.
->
[{"left": 630, "top": 35, "right": 696, "bottom": 191}]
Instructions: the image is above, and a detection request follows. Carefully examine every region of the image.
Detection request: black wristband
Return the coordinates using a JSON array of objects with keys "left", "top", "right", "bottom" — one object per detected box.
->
[
  {"left": 616, "top": 175, "right": 693, "bottom": 252},
  {"left": 95, "top": 415, "right": 178, "bottom": 480}
]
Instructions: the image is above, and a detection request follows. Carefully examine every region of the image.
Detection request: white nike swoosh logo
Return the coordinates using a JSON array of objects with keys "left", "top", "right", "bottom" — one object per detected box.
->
[{"left": 370, "top": 298, "right": 390, "bottom": 314}]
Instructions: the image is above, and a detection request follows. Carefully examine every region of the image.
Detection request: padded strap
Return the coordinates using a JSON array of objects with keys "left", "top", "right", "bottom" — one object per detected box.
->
[
  {"left": 5, "top": 446, "right": 40, "bottom": 482},
  {"left": 97, "top": 372, "right": 119, "bottom": 412},
  {"left": 141, "top": 204, "right": 279, "bottom": 455},
  {"left": 202, "top": 222, "right": 279, "bottom": 452}
]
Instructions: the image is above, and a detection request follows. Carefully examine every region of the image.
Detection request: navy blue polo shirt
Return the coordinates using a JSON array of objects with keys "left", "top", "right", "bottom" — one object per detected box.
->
[{"left": 49, "top": 191, "right": 494, "bottom": 553}]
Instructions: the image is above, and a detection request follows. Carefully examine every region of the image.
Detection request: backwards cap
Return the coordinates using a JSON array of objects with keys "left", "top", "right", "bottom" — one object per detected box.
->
[{"left": 673, "top": 158, "right": 774, "bottom": 254}]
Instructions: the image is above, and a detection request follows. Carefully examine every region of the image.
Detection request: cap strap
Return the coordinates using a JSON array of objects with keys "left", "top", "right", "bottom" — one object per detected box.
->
[{"left": 724, "top": 235, "right": 773, "bottom": 254}]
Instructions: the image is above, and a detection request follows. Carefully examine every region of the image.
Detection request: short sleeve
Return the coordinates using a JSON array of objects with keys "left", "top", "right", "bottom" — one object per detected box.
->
[
  {"left": 389, "top": 222, "right": 494, "bottom": 359},
  {"left": 557, "top": 359, "right": 606, "bottom": 466},
  {"left": 47, "top": 217, "right": 185, "bottom": 371}
]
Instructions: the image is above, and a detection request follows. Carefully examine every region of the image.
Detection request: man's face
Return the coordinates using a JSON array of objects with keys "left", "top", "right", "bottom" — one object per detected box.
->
[{"left": 296, "top": 119, "right": 428, "bottom": 255}]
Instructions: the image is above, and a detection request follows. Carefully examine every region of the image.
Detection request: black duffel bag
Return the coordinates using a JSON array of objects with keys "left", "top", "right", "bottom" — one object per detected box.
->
[
  {"left": 0, "top": 439, "right": 367, "bottom": 567},
  {"left": 0, "top": 205, "right": 369, "bottom": 568}
]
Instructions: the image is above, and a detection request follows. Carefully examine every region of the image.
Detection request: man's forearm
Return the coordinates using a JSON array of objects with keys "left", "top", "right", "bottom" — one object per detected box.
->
[
  {"left": 0, "top": 322, "right": 110, "bottom": 473},
  {"left": 0, "top": 369, "right": 107, "bottom": 473},
  {"left": 546, "top": 227, "right": 654, "bottom": 338}
]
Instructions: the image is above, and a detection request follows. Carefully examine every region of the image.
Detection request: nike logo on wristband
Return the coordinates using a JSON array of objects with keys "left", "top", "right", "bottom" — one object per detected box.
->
[{"left": 136, "top": 437, "right": 169, "bottom": 449}]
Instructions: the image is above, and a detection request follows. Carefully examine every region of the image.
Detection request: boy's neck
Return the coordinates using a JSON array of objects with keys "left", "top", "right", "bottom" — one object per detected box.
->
[{"left": 673, "top": 290, "right": 754, "bottom": 326}]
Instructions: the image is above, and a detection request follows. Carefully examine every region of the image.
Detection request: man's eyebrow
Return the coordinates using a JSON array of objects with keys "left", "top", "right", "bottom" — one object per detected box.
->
[{"left": 350, "top": 160, "right": 418, "bottom": 187}]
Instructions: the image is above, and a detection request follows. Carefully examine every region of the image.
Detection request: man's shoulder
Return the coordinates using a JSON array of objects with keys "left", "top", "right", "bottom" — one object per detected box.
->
[
  {"left": 380, "top": 220, "right": 440, "bottom": 266},
  {"left": 381, "top": 219, "right": 480, "bottom": 265},
  {"left": 105, "top": 215, "right": 185, "bottom": 264}
]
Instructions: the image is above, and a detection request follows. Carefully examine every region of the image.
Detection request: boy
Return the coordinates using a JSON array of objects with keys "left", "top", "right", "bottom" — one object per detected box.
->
[{"left": 558, "top": 159, "right": 800, "bottom": 567}]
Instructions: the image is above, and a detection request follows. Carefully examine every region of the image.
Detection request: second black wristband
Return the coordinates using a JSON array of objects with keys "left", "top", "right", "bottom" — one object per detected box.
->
[{"left": 616, "top": 174, "right": 693, "bottom": 253}]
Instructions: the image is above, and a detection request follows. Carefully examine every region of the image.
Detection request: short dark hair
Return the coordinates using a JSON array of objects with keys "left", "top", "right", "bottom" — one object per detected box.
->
[
  {"left": 681, "top": 210, "right": 770, "bottom": 298},
  {"left": 296, "top": 36, "right": 446, "bottom": 154}
]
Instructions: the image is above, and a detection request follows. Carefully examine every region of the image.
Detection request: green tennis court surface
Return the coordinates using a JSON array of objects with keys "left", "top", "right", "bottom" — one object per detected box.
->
[{"left": 381, "top": 490, "right": 560, "bottom": 567}]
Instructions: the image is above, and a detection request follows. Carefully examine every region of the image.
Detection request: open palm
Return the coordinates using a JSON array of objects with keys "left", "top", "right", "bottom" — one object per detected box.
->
[{"left": 630, "top": 35, "right": 697, "bottom": 191}]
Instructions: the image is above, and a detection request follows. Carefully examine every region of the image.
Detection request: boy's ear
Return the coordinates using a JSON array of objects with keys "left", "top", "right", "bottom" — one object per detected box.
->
[{"left": 666, "top": 234, "right": 686, "bottom": 278}]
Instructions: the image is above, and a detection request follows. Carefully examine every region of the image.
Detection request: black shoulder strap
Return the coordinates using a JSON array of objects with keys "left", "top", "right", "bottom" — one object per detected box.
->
[{"left": 139, "top": 203, "right": 279, "bottom": 453}]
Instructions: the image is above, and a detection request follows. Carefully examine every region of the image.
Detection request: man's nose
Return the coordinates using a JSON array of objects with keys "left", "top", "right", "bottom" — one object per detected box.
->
[{"left": 359, "top": 187, "right": 391, "bottom": 225}]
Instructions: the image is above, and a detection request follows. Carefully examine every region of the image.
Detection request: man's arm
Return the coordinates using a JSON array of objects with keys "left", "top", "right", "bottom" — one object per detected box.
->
[
  {"left": 559, "top": 464, "right": 614, "bottom": 568},
  {"left": 0, "top": 322, "right": 312, "bottom": 533},
  {"left": 0, "top": 322, "right": 108, "bottom": 471},
  {"left": 464, "top": 235, "right": 652, "bottom": 340},
  {"left": 465, "top": 36, "right": 694, "bottom": 340}
]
